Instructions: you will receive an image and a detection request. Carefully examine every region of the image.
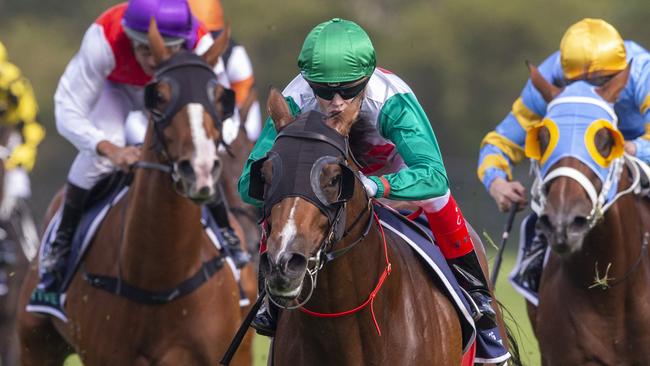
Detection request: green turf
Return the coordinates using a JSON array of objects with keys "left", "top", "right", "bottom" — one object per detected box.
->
[{"left": 63, "top": 251, "right": 540, "bottom": 366}]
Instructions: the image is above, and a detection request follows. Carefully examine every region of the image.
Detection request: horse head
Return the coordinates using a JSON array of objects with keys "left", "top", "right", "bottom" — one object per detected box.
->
[
  {"left": 525, "top": 62, "right": 630, "bottom": 256},
  {"left": 250, "top": 89, "right": 368, "bottom": 305},
  {"left": 143, "top": 19, "right": 234, "bottom": 203}
]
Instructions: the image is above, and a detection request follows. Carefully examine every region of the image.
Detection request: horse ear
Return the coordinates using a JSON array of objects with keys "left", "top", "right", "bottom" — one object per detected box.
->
[
  {"left": 148, "top": 17, "right": 170, "bottom": 65},
  {"left": 527, "top": 61, "right": 561, "bottom": 103},
  {"left": 267, "top": 87, "right": 294, "bottom": 130},
  {"left": 211, "top": 82, "right": 236, "bottom": 121},
  {"left": 203, "top": 24, "right": 230, "bottom": 68},
  {"left": 596, "top": 62, "right": 631, "bottom": 104}
]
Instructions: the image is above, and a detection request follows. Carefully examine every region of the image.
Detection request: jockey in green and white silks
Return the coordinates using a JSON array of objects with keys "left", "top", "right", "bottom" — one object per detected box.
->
[{"left": 239, "top": 19, "right": 508, "bottom": 356}]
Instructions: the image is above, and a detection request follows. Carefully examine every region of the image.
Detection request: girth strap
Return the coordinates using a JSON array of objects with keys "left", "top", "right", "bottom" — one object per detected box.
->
[{"left": 84, "top": 255, "right": 226, "bottom": 305}]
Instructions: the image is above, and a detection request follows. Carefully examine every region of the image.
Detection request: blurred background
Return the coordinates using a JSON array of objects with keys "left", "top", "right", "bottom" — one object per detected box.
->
[{"left": 1, "top": 0, "right": 648, "bottom": 364}]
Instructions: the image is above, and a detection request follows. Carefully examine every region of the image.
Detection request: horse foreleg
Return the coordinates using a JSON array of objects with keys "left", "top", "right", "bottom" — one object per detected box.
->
[{"left": 17, "top": 266, "right": 72, "bottom": 366}]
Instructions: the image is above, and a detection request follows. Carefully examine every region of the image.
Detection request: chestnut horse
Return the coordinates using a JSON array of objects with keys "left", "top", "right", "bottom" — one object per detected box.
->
[
  {"left": 251, "top": 89, "right": 464, "bottom": 365},
  {"left": 525, "top": 63, "right": 650, "bottom": 365},
  {"left": 17, "top": 22, "right": 251, "bottom": 366}
]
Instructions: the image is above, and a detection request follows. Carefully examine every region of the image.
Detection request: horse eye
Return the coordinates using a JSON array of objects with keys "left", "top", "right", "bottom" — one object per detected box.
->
[{"left": 327, "top": 175, "right": 341, "bottom": 188}]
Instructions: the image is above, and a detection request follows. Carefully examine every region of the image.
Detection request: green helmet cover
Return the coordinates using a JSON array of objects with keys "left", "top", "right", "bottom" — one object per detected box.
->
[{"left": 298, "top": 18, "right": 376, "bottom": 84}]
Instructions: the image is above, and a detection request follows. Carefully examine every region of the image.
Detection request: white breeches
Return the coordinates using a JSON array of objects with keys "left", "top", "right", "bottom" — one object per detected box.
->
[{"left": 67, "top": 82, "right": 142, "bottom": 189}]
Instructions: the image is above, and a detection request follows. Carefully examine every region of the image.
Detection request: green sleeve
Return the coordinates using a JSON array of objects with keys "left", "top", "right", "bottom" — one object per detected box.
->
[
  {"left": 238, "top": 96, "right": 301, "bottom": 206},
  {"left": 370, "top": 92, "right": 449, "bottom": 200}
]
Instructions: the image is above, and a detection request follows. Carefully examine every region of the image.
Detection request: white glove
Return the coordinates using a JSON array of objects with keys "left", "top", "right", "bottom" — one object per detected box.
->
[{"left": 359, "top": 172, "right": 378, "bottom": 197}]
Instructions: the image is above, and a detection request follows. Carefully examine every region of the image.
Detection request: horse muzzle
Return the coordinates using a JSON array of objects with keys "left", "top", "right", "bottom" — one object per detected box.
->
[
  {"left": 260, "top": 251, "right": 308, "bottom": 300},
  {"left": 173, "top": 158, "right": 222, "bottom": 203},
  {"left": 537, "top": 212, "right": 590, "bottom": 256}
]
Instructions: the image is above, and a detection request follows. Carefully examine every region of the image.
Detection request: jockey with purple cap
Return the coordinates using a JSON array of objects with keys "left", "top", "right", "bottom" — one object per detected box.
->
[{"left": 29, "top": 0, "right": 248, "bottom": 313}]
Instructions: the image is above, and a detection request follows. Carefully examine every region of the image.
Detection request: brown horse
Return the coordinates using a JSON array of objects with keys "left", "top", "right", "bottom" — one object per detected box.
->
[
  {"left": 218, "top": 109, "right": 261, "bottom": 257},
  {"left": 17, "top": 21, "right": 252, "bottom": 366},
  {"left": 0, "top": 126, "right": 32, "bottom": 366},
  {"left": 251, "top": 89, "right": 463, "bottom": 365},
  {"left": 525, "top": 64, "right": 650, "bottom": 365}
]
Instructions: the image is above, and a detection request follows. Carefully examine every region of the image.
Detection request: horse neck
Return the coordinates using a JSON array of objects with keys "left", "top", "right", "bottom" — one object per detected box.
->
[
  {"left": 121, "top": 128, "right": 206, "bottom": 288},
  {"left": 305, "top": 196, "right": 393, "bottom": 318}
]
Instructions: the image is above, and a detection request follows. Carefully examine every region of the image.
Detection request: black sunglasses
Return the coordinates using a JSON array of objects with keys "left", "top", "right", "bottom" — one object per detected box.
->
[{"left": 309, "top": 78, "right": 369, "bottom": 101}]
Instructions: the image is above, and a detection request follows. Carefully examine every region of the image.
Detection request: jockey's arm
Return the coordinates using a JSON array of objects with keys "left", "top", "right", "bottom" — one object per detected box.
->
[
  {"left": 631, "top": 52, "right": 650, "bottom": 163},
  {"left": 54, "top": 24, "right": 114, "bottom": 154},
  {"left": 0, "top": 63, "right": 45, "bottom": 172},
  {"left": 477, "top": 51, "right": 562, "bottom": 191},
  {"left": 237, "top": 96, "right": 301, "bottom": 206},
  {"left": 371, "top": 92, "right": 449, "bottom": 200}
]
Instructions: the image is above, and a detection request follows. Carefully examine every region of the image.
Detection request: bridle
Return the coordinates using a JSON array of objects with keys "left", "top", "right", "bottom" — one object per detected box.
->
[
  {"left": 250, "top": 113, "right": 377, "bottom": 309},
  {"left": 139, "top": 51, "right": 234, "bottom": 189},
  {"left": 265, "top": 193, "right": 374, "bottom": 310}
]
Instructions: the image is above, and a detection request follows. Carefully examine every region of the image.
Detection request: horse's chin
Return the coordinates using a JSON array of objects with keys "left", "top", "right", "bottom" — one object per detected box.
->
[
  {"left": 550, "top": 238, "right": 584, "bottom": 257},
  {"left": 267, "top": 280, "right": 304, "bottom": 306}
]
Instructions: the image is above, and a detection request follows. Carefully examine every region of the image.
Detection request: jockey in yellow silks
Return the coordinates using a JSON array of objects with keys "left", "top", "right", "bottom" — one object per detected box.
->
[
  {"left": 0, "top": 40, "right": 45, "bottom": 294},
  {"left": 479, "top": 18, "right": 650, "bottom": 212},
  {"left": 478, "top": 18, "right": 650, "bottom": 296}
]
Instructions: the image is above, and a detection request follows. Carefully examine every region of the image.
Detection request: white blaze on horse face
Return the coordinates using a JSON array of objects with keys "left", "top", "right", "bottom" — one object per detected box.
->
[
  {"left": 187, "top": 103, "right": 217, "bottom": 190},
  {"left": 275, "top": 197, "right": 299, "bottom": 264}
]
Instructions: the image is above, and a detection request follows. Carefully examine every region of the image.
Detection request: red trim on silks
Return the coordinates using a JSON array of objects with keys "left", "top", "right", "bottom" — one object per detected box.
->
[
  {"left": 376, "top": 67, "right": 394, "bottom": 74},
  {"left": 461, "top": 340, "right": 476, "bottom": 366},
  {"left": 378, "top": 176, "right": 390, "bottom": 198},
  {"left": 406, "top": 207, "right": 423, "bottom": 220},
  {"left": 424, "top": 195, "right": 475, "bottom": 259},
  {"left": 299, "top": 210, "right": 392, "bottom": 336}
]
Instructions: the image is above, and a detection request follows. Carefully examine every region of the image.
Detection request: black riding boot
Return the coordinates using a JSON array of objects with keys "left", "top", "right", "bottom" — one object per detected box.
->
[
  {"left": 512, "top": 233, "right": 547, "bottom": 294},
  {"left": 448, "top": 250, "right": 498, "bottom": 329},
  {"left": 208, "top": 193, "right": 250, "bottom": 269},
  {"left": 251, "top": 270, "right": 277, "bottom": 337},
  {"left": 41, "top": 183, "right": 89, "bottom": 289}
]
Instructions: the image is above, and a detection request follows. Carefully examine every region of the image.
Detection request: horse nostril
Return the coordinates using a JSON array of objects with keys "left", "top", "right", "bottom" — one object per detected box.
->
[
  {"left": 198, "top": 186, "right": 211, "bottom": 197},
  {"left": 537, "top": 214, "right": 552, "bottom": 233},
  {"left": 212, "top": 159, "right": 222, "bottom": 178},
  {"left": 177, "top": 160, "right": 194, "bottom": 179},
  {"left": 280, "top": 252, "right": 307, "bottom": 276},
  {"left": 569, "top": 216, "right": 589, "bottom": 233}
]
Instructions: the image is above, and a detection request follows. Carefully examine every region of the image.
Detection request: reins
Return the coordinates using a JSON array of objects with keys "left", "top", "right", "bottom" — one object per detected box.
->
[
  {"left": 597, "top": 232, "right": 649, "bottom": 289},
  {"left": 298, "top": 207, "right": 392, "bottom": 336}
]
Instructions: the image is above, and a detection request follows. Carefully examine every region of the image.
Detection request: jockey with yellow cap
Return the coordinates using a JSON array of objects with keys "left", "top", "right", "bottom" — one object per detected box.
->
[
  {"left": 0, "top": 41, "right": 45, "bottom": 294},
  {"left": 237, "top": 19, "right": 511, "bottom": 363},
  {"left": 28, "top": 0, "right": 249, "bottom": 320},
  {"left": 477, "top": 18, "right": 650, "bottom": 295}
]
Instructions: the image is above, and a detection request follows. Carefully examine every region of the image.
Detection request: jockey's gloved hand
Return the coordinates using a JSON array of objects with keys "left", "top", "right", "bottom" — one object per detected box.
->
[
  {"left": 358, "top": 172, "right": 378, "bottom": 198},
  {"left": 97, "top": 141, "right": 141, "bottom": 172},
  {"left": 488, "top": 177, "right": 527, "bottom": 212}
]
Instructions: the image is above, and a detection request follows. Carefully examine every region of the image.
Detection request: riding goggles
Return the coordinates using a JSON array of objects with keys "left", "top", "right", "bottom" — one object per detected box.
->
[{"left": 308, "top": 77, "right": 369, "bottom": 101}]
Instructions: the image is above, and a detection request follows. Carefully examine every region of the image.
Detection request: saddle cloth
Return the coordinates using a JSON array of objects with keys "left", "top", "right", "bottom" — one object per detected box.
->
[
  {"left": 31, "top": 175, "right": 249, "bottom": 320},
  {"left": 376, "top": 205, "right": 510, "bottom": 364}
]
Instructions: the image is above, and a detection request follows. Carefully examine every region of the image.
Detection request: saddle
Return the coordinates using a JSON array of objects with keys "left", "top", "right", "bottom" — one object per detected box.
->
[{"left": 374, "top": 204, "right": 509, "bottom": 362}]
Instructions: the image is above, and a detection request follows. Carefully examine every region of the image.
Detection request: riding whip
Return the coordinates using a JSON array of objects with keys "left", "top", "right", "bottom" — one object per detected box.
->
[
  {"left": 220, "top": 288, "right": 266, "bottom": 365},
  {"left": 490, "top": 205, "right": 518, "bottom": 288}
]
